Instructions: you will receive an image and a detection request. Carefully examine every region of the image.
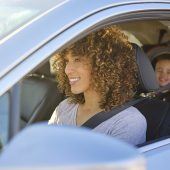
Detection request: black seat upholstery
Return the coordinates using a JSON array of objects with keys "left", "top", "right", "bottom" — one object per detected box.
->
[
  {"left": 135, "top": 98, "right": 169, "bottom": 141},
  {"left": 20, "top": 62, "right": 64, "bottom": 129},
  {"left": 132, "top": 44, "right": 170, "bottom": 141}
]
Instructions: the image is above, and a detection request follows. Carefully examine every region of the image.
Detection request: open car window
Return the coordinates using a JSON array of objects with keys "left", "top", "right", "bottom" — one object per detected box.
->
[
  {"left": 1, "top": 1, "right": 170, "bottom": 168},
  {"left": 6, "top": 19, "right": 170, "bottom": 144}
]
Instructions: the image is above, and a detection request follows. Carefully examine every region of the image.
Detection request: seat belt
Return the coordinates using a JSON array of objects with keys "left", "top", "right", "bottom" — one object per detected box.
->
[
  {"left": 81, "top": 97, "right": 146, "bottom": 129},
  {"left": 81, "top": 83, "right": 170, "bottom": 129}
]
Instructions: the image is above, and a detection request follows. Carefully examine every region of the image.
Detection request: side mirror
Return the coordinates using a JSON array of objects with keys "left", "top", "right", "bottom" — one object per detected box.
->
[{"left": 0, "top": 123, "right": 146, "bottom": 170}]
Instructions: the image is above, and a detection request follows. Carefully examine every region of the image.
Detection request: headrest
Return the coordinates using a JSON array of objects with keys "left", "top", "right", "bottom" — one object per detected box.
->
[
  {"left": 147, "top": 45, "right": 170, "bottom": 62},
  {"left": 34, "top": 61, "right": 52, "bottom": 78},
  {"left": 147, "top": 45, "right": 170, "bottom": 69},
  {"left": 132, "top": 44, "right": 159, "bottom": 93}
]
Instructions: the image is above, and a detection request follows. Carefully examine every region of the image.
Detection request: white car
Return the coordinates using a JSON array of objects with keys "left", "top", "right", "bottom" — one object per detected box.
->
[{"left": 1, "top": 0, "right": 170, "bottom": 169}]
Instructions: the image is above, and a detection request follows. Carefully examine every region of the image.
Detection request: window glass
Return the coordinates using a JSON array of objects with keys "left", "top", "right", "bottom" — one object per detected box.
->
[{"left": 0, "top": 0, "right": 66, "bottom": 40}]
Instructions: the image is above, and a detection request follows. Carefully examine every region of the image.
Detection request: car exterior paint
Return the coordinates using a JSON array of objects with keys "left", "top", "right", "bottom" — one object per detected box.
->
[{"left": 1, "top": 0, "right": 170, "bottom": 169}]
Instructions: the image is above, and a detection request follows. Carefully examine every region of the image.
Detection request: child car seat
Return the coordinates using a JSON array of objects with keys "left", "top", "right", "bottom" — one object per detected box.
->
[{"left": 133, "top": 44, "right": 170, "bottom": 142}]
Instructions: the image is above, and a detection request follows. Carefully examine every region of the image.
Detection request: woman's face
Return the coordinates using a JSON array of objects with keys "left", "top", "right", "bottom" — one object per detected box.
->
[
  {"left": 155, "top": 59, "right": 170, "bottom": 86},
  {"left": 64, "top": 52, "right": 92, "bottom": 94}
]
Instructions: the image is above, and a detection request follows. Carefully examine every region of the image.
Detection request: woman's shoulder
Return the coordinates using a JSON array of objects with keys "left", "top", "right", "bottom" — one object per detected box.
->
[
  {"left": 122, "top": 106, "right": 146, "bottom": 120},
  {"left": 93, "top": 106, "right": 146, "bottom": 145},
  {"left": 125, "top": 106, "right": 142, "bottom": 113},
  {"left": 105, "top": 106, "right": 146, "bottom": 127},
  {"left": 118, "top": 106, "right": 147, "bottom": 129},
  {"left": 97, "top": 106, "right": 146, "bottom": 128}
]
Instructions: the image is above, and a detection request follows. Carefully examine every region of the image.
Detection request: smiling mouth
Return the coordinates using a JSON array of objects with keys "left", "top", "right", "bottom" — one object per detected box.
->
[
  {"left": 159, "top": 79, "right": 167, "bottom": 83},
  {"left": 69, "top": 78, "right": 80, "bottom": 85}
]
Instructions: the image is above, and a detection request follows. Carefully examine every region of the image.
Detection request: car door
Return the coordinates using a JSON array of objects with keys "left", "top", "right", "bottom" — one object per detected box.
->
[{"left": 1, "top": 0, "right": 170, "bottom": 169}]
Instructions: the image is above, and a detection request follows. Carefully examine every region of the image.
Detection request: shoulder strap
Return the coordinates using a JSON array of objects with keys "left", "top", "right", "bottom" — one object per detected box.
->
[{"left": 81, "top": 97, "right": 146, "bottom": 129}]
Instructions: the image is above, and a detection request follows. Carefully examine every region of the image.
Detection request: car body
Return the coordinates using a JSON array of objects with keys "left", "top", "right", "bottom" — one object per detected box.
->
[{"left": 1, "top": 0, "right": 170, "bottom": 169}]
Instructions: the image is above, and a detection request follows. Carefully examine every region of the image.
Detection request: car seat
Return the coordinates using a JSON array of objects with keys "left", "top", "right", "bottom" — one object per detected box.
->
[
  {"left": 20, "top": 61, "right": 64, "bottom": 129},
  {"left": 132, "top": 43, "right": 170, "bottom": 142}
]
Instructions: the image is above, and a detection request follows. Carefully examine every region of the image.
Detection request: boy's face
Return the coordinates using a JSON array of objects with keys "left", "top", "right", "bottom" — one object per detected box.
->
[{"left": 155, "top": 59, "right": 170, "bottom": 87}]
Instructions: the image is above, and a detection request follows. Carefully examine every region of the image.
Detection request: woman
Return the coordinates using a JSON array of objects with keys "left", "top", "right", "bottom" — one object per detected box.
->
[{"left": 49, "top": 26, "right": 146, "bottom": 145}]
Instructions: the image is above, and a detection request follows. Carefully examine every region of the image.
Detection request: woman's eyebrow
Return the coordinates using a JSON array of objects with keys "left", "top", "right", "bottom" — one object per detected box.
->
[
  {"left": 63, "top": 55, "right": 69, "bottom": 60},
  {"left": 72, "top": 55, "right": 80, "bottom": 58}
]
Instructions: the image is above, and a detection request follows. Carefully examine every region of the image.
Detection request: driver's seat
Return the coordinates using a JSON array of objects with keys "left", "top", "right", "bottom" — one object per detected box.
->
[{"left": 20, "top": 62, "right": 64, "bottom": 129}]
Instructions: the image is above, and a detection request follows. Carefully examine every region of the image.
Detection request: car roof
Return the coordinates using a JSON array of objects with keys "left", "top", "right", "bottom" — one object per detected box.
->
[{"left": 0, "top": 0, "right": 170, "bottom": 95}]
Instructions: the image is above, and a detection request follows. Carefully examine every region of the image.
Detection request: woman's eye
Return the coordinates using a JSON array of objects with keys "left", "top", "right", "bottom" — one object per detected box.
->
[
  {"left": 74, "top": 58, "right": 80, "bottom": 62},
  {"left": 64, "top": 59, "right": 68, "bottom": 64}
]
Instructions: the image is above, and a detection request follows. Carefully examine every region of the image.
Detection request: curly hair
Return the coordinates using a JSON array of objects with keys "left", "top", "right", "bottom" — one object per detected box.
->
[{"left": 52, "top": 26, "right": 138, "bottom": 111}]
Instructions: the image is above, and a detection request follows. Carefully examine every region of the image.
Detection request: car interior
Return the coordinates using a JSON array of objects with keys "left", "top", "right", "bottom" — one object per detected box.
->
[
  {"left": 19, "top": 62, "right": 64, "bottom": 129},
  {"left": 1, "top": 19, "right": 170, "bottom": 149}
]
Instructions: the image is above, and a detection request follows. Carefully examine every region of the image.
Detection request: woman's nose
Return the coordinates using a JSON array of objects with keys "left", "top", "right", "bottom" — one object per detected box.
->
[{"left": 65, "top": 62, "right": 74, "bottom": 75}]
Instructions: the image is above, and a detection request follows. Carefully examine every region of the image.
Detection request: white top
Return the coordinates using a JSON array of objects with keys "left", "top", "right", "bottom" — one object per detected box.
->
[{"left": 49, "top": 99, "right": 147, "bottom": 145}]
